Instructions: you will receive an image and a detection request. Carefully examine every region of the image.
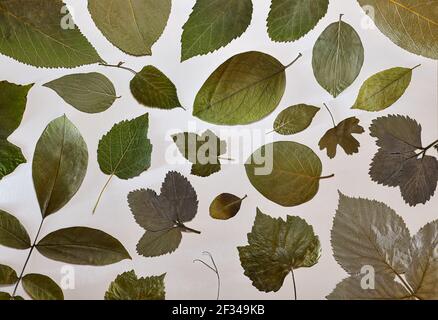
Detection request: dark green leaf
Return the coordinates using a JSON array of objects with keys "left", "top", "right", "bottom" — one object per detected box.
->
[
  {"left": 33, "top": 116, "right": 88, "bottom": 217},
  {"left": 0, "top": 0, "right": 101, "bottom": 67},
  {"left": 136, "top": 228, "right": 182, "bottom": 258},
  {"left": 272, "top": 104, "right": 320, "bottom": 135},
  {"left": 130, "top": 66, "right": 182, "bottom": 110},
  {"left": 319, "top": 117, "right": 364, "bottom": 159},
  {"left": 0, "top": 292, "right": 11, "bottom": 300},
  {"left": 88, "top": 0, "right": 171, "bottom": 56},
  {"left": 22, "top": 274, "right": 64, "bottom": 300},
  {"left": 0, "top": 139, "right": 26, "bottom": 181},
  {"left": 313, "top": 17, "right": 364, "bottom": 97},
  {"left": 105, "top": 271, "right": 165, "bottom": 300},
  {"left": 0, "top": 264, "right": 18, "bottom": 285},
  {"left": 44, "top": 73, "right": 118, "bottom": 114},
  {"left": 181, "top": 0, "right": 253, "bottom": 61},
  {"left": 36, "top": 227, "right": 131, "bottom": 266},
  {"left": 267, "top": 0, "right": 328, "bottom": 42},
  {"left": 209, "top": 193, "right": 246, "bottom": 220},
  {"left": 238, "top": 209, "right": 320, "bottom": 292},
  {"left": 0, "top": 210, "right": 31, "bottom": 249}
]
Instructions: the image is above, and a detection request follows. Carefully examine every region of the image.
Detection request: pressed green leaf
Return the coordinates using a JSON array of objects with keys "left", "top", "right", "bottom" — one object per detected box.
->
[
  {"left": 181, "top": 0, "right": 253, "bottom": 61},
  {"left": 36, "top": 227, "right": 131, "bottom": 266},
  {"left": 130, "top": 66, "right": 182, "bottom": 110},
  {"left": 352, "top": 67, "right": 417, "bottom": 111},
  {"left": 0, "top": 264, "right": 18, "bottom": 285},
  {"left": 172, "top": 130, "right": 227, "bottom": 177},
  {"left": 32, "top": 116, "right": 88, "bottom": 217},
  {"left": 0, "top": 292, "right": 11, "bottom": 300},
  {"left": 358, "top": 0, "right": 438, "bottom": 59},
  {"left": 209, "top": 193, "right": 246, "bottom": 220},
  {"left": 238, "top": 209, "right": 321, "bottom": 293},
  {"left": 105, "top": 271, "right": 165, "bottom": 300},
  {"left": 272, "top": 104, "right": 320, "bottom": 135},
  {"left": 267, "top": 0, "right": 329, "bottom": 42},
  {"left": 88, "top": 0, "right": 171, "bottom": 56},
  {"left": 0, "top": 139, "right": 26, "bottom": 181},
  {"left": 137, "top": 228, "right": 182, "bottom": 258},
  {"left": 193, "top": 51, "right": 300, "bottom": 125},
  {"left": 0, "top": 0, "right": 101, "bottom": 68},
  {"left": 312, "top": 17, "right": 364, "bottom": 97},
  {"left": 44, "top": 73, "right": 118, "bottom": 114},
  {"left": 0, "top": 210, "right": 31, "bottom": 249},
  {"left": 406, "top": 220, "right": 438, "bottom": 299},
  {"left": 245, "top": 141, "right": 327, "bottom": 207},
  {"left": 22, "top": 274, "right": 64, "bottom": 300},
  {"left": 332, "top": 193, "right": 411, "bottom": 276},
  {"left": 319, "top": 117, "right": 365, "bottom": 159}
]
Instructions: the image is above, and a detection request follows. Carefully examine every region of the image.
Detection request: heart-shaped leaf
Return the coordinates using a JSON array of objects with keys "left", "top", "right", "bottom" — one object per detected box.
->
[
  {"left": 36, "top": 227, "right": 131, "bottom": 266},
  {"left": 0, "top": 264, "right": 18, "bottom": 285},
  {"left": 313, "top": 16, "right": 364, "bottom": 97},
  {"left": 88, "top": 0, "right": 171, "bottom": 56},
  {"left": 33, "top": 116, "right": 88, "bottom": 217},
  {"left": 0, "top": 210, "right": 31, "bottom": 250},
  {"left": 272, "top": 104, "right": 320, "bottom": 135},
  {"left": 44, "top": 73, "right": 118, "bottom": 114},
  {"left": 209, "top": 193, "right": 247, "bottom": 220},
  {"left": 22, "top": 274, "right": 64, "bottom": 300},
  {"left": 105, "top": 271, "right": 165, "bottom": 300}
]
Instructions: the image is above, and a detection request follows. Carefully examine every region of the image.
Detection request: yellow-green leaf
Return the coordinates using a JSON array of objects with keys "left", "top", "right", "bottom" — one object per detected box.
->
[{"left": 273, "top": 104, "right": 320, "bottom": 135}]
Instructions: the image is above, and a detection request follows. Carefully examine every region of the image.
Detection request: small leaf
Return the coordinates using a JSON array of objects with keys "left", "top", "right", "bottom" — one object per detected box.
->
[
  {"left": 88, "top": 0, "right": 171, "bottom": 56},
  {"left": 36, "top": 227, "right": 131, "bottom": 266},
  {"left": 44, "top": 73, "right": 118, "bottom": 114},
  {"left": 319, "top": 117, "right": 365, "bottom": 159},
  {"left": 22, "top": 274, "right": 64, "bottom": 300},
  {"left": 136, "top": 228, "right": 182, "bottom": 258},
  {"left": 267, "top": 0, "right": 329, "bottom": 42},
  {"left": 0, "top": 140, "right": 26, "bottom": 181},
  {"left": 105, "top": 271, "right": 165, "bottom": 300},
  {"left": 209, "top": 194, "right": 246, "bottom": 220},
  {"left": 272, "top": 104, "right": 320, "bottom": 135},
  {"left": 0, "top": 264, "right": 18, "bottom": 285},
  {"left": 130, "top": 66, "right": 182, "bottom": 110},
  {"left": 0, "top": 0, "right": 101, "bottom": 68},
  {"left": 181, "top": 0, "right": 253, "bottom": 61},
  {"left": 238, "top": 209, "right": 321, "bottom": 293},
  {"left": 33, "top": 116, "right": 88, "bottom": 217},
  {"left": 352, "top": 66, "right": 418, "bottom": 111},
  {"left": 245, "top": 141, "right": 330, "bottom": 207},
  {"left": 193, "top": 51, "right": 301, "bottom": 125},
  {"left": 0, "top": 210, "right": 31, "bottom": 249},
  {"left": 313, "top": 16, "right": 364, "bottom": 97},
  {"left": 172, "top": 130, "right": 227, "bottom": 177}
]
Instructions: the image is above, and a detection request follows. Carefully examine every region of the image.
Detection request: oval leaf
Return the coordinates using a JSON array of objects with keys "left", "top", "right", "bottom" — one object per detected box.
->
[
  {"left": 36, "top": 227, "right": 131, "bottom": 266},
  {"left": 137, "top": 228, "right": 182, "bottom": 258},
  {"left": 181, "top": 0, "right": 253, "bottom": 61},
  {"left": 130, "top": 66, "right": 182, "bottom": 110},
  {"left": 267, "top": 0, "right": 329, "bottom": 42},
  {"left": 313, "top": 17, "right": 364, "bottom": 97},
  {"left": 0, "top": 0, "right": 101, "bottom": 68},
  {"left": 273, "top": 104, "right": 320, "bottom": 135},
  {"left": 0, "top": 210, "right": 31, "bottom": 249},
  {"left": 22, "top": 274, "right": 64, "bottom": 300},
  {"left": 88, "top": 0, "right": 171, "bottom": 56},
  {"left": 44, "top": 73, "right": 118, "bottom": 114},
  {"left": 352, "top": 67, "right": 418, "bottom": 111},
  {"left": 0, "top": 292, "right": 11, "bottom": 300},
  {"left": 193, "top": 51, "right": 298, "bottom": 125},
  {"left": 0, "top": 264, "right": 18, "bottom": 285},
  {"left": 32, "top": 116, "right": 88, "bottom": 217},
  {"left": 245, "top": 141, "right": 325, "bottom": 207},
  {"left": 358, "top": 0, "right": 438, "bottom": 59},
  {"left": 209, "top": 193, "right": 246, "bottom": 220}
]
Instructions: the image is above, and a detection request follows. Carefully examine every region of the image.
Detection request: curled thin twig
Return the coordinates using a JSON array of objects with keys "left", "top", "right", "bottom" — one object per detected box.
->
[{"left": 193, "top": 251, "right": 221, "bottom": 300}]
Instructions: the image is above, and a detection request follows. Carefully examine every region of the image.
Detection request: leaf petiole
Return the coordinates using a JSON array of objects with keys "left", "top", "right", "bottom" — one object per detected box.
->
[
  {"left": 92, "top": 175, "right": 114, "bottom": 214},
  {"left": 178, "top": 223, "right": 201, "bottom": 235},
  {"left": 323, "top": 103, "right": 337, "bottom": 128},
  {"left": 319, "top": 174, "right": 335, "bottom": 180},
  {"left": 290, "top": 268, "right": 297, "bottom": 300},
  {"left": 285, "top": 53, "right": 303, "bottom": 69},
  {"left": 99, "top": 62, "right": 138, "bottom": 75}
]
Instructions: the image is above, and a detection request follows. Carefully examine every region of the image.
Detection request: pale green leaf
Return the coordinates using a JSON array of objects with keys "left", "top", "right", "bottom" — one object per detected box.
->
[
  {"left": 22, "top": 274, "right": 64, "bottom": 300},
  {"left": 0, "top": 210, "right": 31, "bottom": 250},
  {"left": 0, "top": 264, "right": 18, "bottom": 285},
  {"left": 105, "top": 271, "right": 165, "bottom": 300},
  {"left": 272, "top": 104, "right": 320, "bottom": 135}
]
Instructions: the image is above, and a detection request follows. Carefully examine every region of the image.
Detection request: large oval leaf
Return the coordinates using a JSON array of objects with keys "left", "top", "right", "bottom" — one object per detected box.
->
[
  {"left": 245, "top": 141, "right": 327, "bottom": 207},
  {"left": 193, "top": 51, "right": 298, "bottom": 125},
  {"left": 0, "top": 210, "right": 31, "bottom": 249},
  {"left": 358, "top": 0, "right": 438, "bottom": 59},
  {"left": 0, "top": 264, "right": 18, "bottom": 285},
  {"left": 32, "top": 116, "right": 88, "bottom": 217},
  {"left": 0, "top": 0, "right": 101, "bottom": 68},
  {"left": 181, "top": 0, "right": 253, "bottom": 61},
  {"left": 267, "top": 0, "right": 329, "bottom": 42},
  {"left": 44, "top": 73, "right": 118, "bottom": 114},
  {"left": 88, "top": 0, "right": 171, "bottom": 56},
  {"left": 272, "top": 104, "right": 320, "bottom": 135},
  {"left": 313, "top": 17, "right": 364, "bottom": 97},
  {"left": 36, "top": 227, "right": 131, "bottom": 266},
  {"left": 22, "top": 274, "right": 64, "bottom": 300}
]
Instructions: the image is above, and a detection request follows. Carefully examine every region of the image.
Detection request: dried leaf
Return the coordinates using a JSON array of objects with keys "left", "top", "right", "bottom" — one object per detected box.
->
[
  {"left": 209, "top": 194, "right": 246, "bottom": 220},
  {"left": 0, "top": 209, "right": 31, "bottom": 250},
  {"left": 22, "top": 274, "right": 64, "bottom": 300},
  {"left": 105, "top": 271, "right": 165, "bottom": 300},
  {"left": 0, "top": 264, "right": 18, "bottom": 285},
  {"left": 272, "top": 104, "right": 320, "bottom": 135}
]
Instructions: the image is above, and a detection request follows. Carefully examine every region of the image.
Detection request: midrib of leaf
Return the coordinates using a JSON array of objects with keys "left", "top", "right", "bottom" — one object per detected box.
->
[
  {"left": 59, "top": 85, "right": 117, "bottom": 99},
  {"left": 333, "top": 16, "right": 343, "bottom": 95},
  {"left": 388, "top": 0, "right": 438, "bottom": 26},
  {"left": 127, "top": 0, "right": 148, "bottom": 52},
  {"left": 37, "top": 243, "right": 126, "bottom": 256}
]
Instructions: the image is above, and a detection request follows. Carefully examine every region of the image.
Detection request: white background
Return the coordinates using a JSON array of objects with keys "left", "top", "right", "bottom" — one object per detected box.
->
[{"left": 0, "top": 0, "right": 437, "bottom": 300}]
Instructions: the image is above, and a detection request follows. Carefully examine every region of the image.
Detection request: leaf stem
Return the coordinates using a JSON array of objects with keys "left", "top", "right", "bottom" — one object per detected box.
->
[
  {"left": 290, "top": 268, "right": 297, "bottom": 300},
  {"left": 194, "top": 252, "right": 221, "bottom": 300},
  {"left": 179, "top": 223, "right": 201, "bottom": 234},
  {"left": 285, "top": 53, "right": 303, "bottom": 69},
  {"left": 93, "top": 175, "right": 114, "bottom": 214},
  {"left": 416, "top": 138, "right": 438, "bottom": 158},
  {"left": 411, "top": 64, "right": 422, "bottom": 71},
  {"left": 323, "top": 103, "right": 337, "bottom": 128},
  {"left": 319, "top": 174, "right": 335, "bottom": 180},
  {"left": 99, "top": 62, "right": 138, "bottom": 75},
  {"left": 12, "top": 219, "right": 44, "bottom": 297}
]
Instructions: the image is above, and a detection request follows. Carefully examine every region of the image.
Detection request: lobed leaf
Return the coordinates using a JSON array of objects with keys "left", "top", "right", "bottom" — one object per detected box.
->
[{"left": 105, "top": 271, "right": 165, "bottom": 300}]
